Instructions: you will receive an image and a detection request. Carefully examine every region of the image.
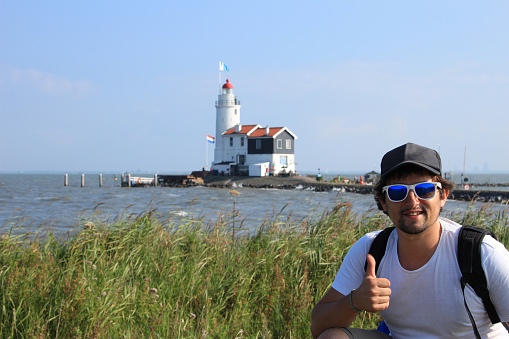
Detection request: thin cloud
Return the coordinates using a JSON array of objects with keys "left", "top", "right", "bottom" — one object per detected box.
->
[{"left": 9, "top": 68, "right": 94, "bottom": 97}]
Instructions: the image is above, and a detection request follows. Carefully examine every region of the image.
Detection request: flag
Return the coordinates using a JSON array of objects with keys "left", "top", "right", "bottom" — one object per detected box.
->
[
  {"left": 206, "top": 134, "right": 215, "bottom": 143},
  {"left": 219, "top": 61, "right": 229, "bottom": 72}
]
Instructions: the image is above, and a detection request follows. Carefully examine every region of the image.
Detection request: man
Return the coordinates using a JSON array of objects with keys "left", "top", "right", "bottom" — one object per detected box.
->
[{"left": 311, "top": 142, "right": 509, "bottom": 338}]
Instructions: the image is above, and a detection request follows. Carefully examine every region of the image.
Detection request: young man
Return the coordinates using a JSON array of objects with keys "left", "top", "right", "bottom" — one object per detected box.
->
[{"left": 311, "top": 142, "right": 509, "bottom": 338}]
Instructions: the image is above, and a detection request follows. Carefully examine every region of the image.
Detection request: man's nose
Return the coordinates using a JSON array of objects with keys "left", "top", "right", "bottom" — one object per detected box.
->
[{"left": 405, "top": 189, "right": 420, "bottom": 204}]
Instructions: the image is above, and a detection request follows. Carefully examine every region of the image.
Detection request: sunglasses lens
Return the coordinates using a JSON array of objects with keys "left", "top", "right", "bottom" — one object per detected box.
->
[
  {"left": 387, "top": 185, "right": 408, "bottom": 202},
  {"left": 415, "top": 183, "right": 437, "bottom": 199}
]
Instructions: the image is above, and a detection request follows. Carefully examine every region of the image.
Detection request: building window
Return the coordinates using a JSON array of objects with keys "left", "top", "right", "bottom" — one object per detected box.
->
[
  {"left": 230, "top": 137, "right": 233, "bottom": 147},
  {"left": 280, "top": 156, "right": 288, "bottom": 166},
  {"left": 241, "top": 137, "right": 244, "bottom": 147},
  {"left": 277, "top": 139, "right": 282, "bottom": 149},
  {"left": 256, "top": 140, "right": 261, "bottom": 149},
  {"left": 286, "top": 140, "right": 291, "bottom": 149}
]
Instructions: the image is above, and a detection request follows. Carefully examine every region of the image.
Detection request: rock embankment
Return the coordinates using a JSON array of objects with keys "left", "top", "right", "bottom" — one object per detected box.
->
[{"left": 202, "top": 175, "right": 509, "bottom": 204}]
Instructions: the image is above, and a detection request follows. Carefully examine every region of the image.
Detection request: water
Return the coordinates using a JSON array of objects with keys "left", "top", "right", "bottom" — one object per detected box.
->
[{"left": 1, "top": 173, "right": 508, "bottom": 237}]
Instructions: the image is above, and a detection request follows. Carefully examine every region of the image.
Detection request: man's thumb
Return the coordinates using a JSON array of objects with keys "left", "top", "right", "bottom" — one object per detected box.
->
[{"left": 365, "top": 254, "right": 377, "bottom": 278}]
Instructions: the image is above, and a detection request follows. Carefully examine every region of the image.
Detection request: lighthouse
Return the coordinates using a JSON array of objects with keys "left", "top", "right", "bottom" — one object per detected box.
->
[
  {"left": 211, "top": 78, "right": 297, "bottom": 176},
  {"left": 214, "top": 79, "right": 241, "bottom": 165}
]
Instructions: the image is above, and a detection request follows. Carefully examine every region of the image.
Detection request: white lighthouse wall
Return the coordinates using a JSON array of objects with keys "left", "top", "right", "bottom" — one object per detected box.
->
[{"left": 214, "top": 93, "right": 240, "bottom": 164}]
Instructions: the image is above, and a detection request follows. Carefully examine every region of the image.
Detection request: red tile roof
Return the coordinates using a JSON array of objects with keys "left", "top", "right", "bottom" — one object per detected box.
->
[
  {"left": 223, "top": 124, "right": 260, "bottom": 135},
  {"left": 223, "top": 125, "right": 297, "bottom": 139},
  {"left": 248, "top": 127, "right": 284, "bottom": 138}
]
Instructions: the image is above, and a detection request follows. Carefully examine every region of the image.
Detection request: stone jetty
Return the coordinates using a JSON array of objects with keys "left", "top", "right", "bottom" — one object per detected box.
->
[{"left": 202, "top": 175, "right": 509, "bottom": 204}]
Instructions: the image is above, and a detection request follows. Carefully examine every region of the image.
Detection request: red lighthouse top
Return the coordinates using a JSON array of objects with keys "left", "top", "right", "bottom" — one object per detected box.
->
[{"left": 222, "top": 79, "right": 234, "bottom": 89}]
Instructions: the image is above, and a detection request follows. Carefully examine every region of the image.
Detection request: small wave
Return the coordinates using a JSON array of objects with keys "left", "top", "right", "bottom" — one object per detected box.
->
[
  {"left": 332, "top": 187, "right": 345, "bottom": 192},
  {"left": 173, "top": 211, "right": 188, "bottom": 217},
  {"left": 294, "top": 185, "right": 304, "bottom": 190},
  {"left": 38, "top": 196, "right": 72, "bottom": 202}
]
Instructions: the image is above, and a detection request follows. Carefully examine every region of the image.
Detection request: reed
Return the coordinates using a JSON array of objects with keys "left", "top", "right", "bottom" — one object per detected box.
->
[{"left": 0, "top": 202, "right": 507, "bottom": 338}]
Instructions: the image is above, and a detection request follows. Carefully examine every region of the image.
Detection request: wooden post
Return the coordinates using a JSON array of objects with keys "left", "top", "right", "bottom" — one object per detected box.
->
[
  {"left": 64, "top": 174, "right": 68, "bottom": 186},
  {"left": 154, "top": 174, "right": 158, "bottom": 187},
  {"left": 81, "top": 174, "right": 85, "bottom": 187},
  {"left": 99, "top": 174, "right": 103, "bottom": 187}
]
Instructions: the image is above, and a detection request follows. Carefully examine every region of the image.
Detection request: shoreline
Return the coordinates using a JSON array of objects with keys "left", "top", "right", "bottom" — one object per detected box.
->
[{"left": 202, "top": 175, "right": 509, "bottom": 204}]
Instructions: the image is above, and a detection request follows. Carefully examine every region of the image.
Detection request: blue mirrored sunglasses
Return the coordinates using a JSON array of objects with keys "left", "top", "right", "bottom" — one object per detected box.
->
[{"left": 382, "top": 182, "right": 442, "bottom": 202}]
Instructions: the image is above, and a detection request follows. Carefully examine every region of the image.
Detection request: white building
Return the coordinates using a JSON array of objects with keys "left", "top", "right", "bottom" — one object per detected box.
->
[{"left": 211, "top": 79, "right": 297, "bottom": 176}]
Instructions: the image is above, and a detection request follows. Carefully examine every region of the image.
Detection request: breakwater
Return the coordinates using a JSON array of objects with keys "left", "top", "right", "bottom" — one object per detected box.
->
[{"left": 202, "top": 176, "right": 509, "bottom": 204}]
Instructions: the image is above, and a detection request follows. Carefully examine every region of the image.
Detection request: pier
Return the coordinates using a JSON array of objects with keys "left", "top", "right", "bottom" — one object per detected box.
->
[
  {"left": 120, "top": 173, "right": 204, "bottom": 187},
  {"left": 200, "top": 176, "right": 509, "bottom": 204}
]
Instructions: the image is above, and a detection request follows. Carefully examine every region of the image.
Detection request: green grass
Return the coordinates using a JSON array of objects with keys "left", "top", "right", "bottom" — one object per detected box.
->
[{"left": 0, "top": 202, "right": 508, "bottom": 338}]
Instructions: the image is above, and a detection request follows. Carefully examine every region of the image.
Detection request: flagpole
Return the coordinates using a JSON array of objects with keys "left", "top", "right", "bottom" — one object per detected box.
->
[{"left": 206, "top": 137, "right": 208, "bottom": 170}]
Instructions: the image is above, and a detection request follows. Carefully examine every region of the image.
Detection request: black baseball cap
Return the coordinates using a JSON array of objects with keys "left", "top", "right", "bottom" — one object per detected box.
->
[{"left": 380, "top": 143, "right": 441, "bottom": 179}]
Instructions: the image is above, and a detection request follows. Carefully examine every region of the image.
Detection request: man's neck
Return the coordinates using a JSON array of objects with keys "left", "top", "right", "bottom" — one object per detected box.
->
[{"left": 396, "top": 220, "right": 442, "bottom": 271}]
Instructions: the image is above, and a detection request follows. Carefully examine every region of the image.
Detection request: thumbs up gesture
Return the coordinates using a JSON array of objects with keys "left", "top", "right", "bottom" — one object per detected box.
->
[{"left": 351, "top": 254, "right": 391, "bottom": 313}]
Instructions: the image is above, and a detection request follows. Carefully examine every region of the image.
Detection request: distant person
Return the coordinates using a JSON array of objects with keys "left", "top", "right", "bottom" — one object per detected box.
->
[{"left": 311, "top": 142, "right": 509, "bottom": 338}]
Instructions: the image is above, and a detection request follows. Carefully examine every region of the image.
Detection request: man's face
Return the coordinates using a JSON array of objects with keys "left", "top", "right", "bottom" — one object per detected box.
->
[{"left": 378, "top": 172, "right": 448, "bottom": 235}]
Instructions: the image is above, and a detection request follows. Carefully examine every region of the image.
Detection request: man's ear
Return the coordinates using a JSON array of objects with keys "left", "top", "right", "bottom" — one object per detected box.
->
[
  {"left": 440, "top": 189, "right": 449, "bottom": 208},
  {"left": 377, "top": 195, "right": 387, "bottom": 212}
]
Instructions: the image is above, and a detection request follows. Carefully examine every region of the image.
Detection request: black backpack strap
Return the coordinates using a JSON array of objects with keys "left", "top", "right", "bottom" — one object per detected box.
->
[
  {"left": 458, "top": 225, "right": 508, "bottom": 336},
  {"left": 460, "top": 277, "right": 482, "bottom": 339},
  {"left": 365, "top": 227, "right": 395, "bottom": 275}
]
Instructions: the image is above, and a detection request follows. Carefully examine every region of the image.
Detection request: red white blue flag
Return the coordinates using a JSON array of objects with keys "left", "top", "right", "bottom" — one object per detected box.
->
[{"left": 206, "top": 134, "right": 215, "bottom": 143}]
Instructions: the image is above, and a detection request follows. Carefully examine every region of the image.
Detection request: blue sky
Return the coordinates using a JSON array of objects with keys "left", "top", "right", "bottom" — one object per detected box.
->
[{"left": 1, "top": 1, "right": 508, "bottom": 174}]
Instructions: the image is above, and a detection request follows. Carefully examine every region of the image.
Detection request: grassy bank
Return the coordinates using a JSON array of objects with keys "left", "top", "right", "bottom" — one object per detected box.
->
[{"left": 1, "top": 202, "right": 508, "bottom": 338}]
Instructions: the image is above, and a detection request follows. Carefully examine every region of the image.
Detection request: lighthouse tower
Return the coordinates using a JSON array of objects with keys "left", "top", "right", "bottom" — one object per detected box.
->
[{"left": 213, "top": 79, "right": 241, "bottom": 165}]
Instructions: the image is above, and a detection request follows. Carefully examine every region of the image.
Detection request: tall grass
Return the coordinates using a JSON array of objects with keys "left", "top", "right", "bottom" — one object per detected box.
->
[{"left": 0, "top": 202, "right": 508, "bottom": 338}]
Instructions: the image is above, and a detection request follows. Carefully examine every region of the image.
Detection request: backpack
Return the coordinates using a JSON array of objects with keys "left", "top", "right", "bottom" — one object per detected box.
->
[{"left": 365, "top": 225, "right": 509, "bottom": 338}]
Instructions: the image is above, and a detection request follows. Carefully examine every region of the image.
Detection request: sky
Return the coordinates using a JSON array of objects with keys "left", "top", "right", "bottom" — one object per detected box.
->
[{"left": 1, "top": 1, "right": 508, "bottom": 174}]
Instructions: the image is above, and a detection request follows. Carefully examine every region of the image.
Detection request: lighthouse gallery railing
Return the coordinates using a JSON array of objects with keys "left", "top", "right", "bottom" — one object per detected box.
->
[{"left": 215, "top": 99, "right": 241, "bottom": 106}]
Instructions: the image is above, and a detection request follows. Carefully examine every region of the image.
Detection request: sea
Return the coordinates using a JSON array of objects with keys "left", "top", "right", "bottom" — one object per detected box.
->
[{"left": 1, "top": 173, "right": 508, "bottom": 238}]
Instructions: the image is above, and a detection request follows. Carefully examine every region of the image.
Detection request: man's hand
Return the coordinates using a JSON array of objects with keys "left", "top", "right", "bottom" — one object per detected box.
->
[{"left": 351, "top": 254, "right": 391, "bottom": 312}]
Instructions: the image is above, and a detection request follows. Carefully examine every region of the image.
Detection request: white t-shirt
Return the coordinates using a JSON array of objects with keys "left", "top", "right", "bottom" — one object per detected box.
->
[{"left": 331, "top": 217, "right": 509, "bottom": 338}]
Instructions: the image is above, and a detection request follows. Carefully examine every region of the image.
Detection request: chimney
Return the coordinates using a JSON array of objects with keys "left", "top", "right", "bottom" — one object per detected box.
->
[
  {"left": 235, "top": 124, "right": 242, "bottom": 133},
  {"left": 265, "top": 126, "right": 270, "bottom": 135}
]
